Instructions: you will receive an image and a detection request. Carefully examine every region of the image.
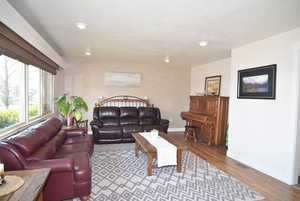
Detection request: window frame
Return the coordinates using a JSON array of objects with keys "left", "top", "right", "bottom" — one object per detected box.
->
[
  {"left": 28, "top": 65, "right": 42, "bottom": 121},
  {"left": 0, "top": 55, "right": 55, "bottom": 135}
]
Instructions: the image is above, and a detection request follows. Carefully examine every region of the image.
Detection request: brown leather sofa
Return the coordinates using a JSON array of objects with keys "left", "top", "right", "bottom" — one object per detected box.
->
[
  {"left": 90, "top": 107, "right": 169, "bottom": 144},
  {"left": 0, "top": 117, "right": 93, "bottom": 201}
]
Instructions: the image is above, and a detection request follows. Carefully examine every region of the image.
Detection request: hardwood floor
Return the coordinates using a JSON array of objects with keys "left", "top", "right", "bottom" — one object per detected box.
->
[{"left": 168, "top": 132, "right": 300, "bottom": 201}]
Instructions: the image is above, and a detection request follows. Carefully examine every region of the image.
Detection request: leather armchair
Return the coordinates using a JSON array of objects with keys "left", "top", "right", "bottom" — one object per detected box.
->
[
  {"left": 0, "top": 117, "right": 93, "bottom": 201},
  {"left": 91, "top": 106, "right": 170, "bottom": 144}
]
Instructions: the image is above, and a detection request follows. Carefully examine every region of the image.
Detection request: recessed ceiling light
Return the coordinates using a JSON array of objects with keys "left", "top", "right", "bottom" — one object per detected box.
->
[
  {"left": 164, "top": 56, "right": 170, "bottom": 63},
  {"left": 76, "top": 22, "right": 87, "bottom": 30},
  {"left": 85, "top": 51, "right": 91, "bottom": 56},
  {"left": 199, "top": 41, "right": 208, "bottom": 47}
]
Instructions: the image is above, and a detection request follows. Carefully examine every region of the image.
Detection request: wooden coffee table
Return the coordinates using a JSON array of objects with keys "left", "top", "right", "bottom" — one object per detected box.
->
[{"left": 132, "top": 132, "right": 187, "bottom": 176}]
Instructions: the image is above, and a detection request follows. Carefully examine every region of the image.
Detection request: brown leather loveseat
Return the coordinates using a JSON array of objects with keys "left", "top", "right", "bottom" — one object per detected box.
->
[
  {"left": 90, "top": 106, "right": 169, "bottom": 144},
  {"left": 0, "top": 117, "right": 93, "bottom": 201}
]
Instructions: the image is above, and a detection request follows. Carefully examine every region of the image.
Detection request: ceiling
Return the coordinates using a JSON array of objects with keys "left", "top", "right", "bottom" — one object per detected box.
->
[{"left": 7, "top": 0, "right": 300, "bottom": 66}]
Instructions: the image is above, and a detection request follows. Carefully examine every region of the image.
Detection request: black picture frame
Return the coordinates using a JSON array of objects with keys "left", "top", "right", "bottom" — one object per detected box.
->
[
  {"left": 237, "top": 64, "right": 277, "bottom": 99},
  {"left": 205, "top": 75, "right": 221, "bottom": 96}
]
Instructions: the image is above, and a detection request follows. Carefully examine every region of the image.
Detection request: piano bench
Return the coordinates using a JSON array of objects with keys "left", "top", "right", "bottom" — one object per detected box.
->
[{"left": 184, "top": 125, "right": 197, "bottom": 142}]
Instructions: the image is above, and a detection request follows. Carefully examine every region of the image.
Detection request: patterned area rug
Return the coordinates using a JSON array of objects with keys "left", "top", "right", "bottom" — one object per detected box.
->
[{"left": 77, "top": 144, "right": 264, "bottom": 201}]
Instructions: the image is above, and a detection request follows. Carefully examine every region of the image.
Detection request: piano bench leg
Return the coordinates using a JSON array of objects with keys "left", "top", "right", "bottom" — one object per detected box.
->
[
  {"left": 184, "top": 131, "right": 188, "bottom": 140},
  {"left": 184, "top": 127, "right": 197, "bottom": 142},
  {"left": 193, "top": 132, "right": 197, "bottom": 142}
]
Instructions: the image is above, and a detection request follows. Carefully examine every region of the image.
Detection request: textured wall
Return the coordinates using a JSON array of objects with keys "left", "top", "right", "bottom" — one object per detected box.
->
[{"left": 55, "top": 60, "right": 190, "bottom": 129}]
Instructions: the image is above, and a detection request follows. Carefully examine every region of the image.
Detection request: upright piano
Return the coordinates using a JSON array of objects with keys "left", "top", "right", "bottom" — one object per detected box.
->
[{"left": 181, "top": 96, "right": 229, "bottom": 146}]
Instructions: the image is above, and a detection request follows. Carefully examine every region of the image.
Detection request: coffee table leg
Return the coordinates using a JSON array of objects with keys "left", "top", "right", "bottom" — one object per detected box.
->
[
  {"left": 147, "top": 154, "right": 153, "bottom": 176},
  {"left": 135, "top": 142, "right": 139, "bottom": 157},
  {"left": 176, "top": 150, "right": 182, "bottom": 173}
]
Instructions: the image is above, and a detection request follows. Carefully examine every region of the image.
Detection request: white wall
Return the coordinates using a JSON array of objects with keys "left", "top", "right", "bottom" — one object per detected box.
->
[
  {"left": 294, "top": 45, "right": 300, "bottom": 180},
  {"left": 191, "top": 58, "right": 231, "bottom": 96},
  {"left": 0, "top": 0, "right": 64, "bottom": 67},
  {"left": 228, "top": 27, "right": 300, "bottom": 185}
]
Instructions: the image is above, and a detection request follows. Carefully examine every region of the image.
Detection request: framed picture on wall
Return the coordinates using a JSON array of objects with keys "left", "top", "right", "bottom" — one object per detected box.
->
[
  {"left": 237, "top": 64, "right": 277, "bottom": 99},
  {"left": 104, "top": 72, "right": 142, "bottom": 87},
  {"left": 205, "top": 75, "right": 221, "bottom": 96}
]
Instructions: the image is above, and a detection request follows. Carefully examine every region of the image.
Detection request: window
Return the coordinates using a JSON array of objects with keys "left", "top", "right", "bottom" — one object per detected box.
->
[
  {"left": 0, "top": 55, "right": 25, "bottom": 130},
  {"left": 0, "top": 55, "right": 54, "bottom": 133},
  {"left": 42, "top": 71, "right": 53, "bottom": 115},
  {"left": 28, "top": 65, "right": 41, "bottom": 119}
]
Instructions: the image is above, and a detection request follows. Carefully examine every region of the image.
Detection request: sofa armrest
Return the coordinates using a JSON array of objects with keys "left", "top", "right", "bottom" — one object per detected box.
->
[
  {"left": 90, "top": 120, "right": 103, "bottom": 128},
  {"left": 25, "top": 158, "right": 74, "bottom": 173},
  {"left": 160, "top": 119, "right": 169, "bottom": 126},
  {"left": 90, "top": 120, "right": 102, "bottom": 143},
  {"left": 160, "top": 119, "right": 169, "bottom": 133},
  {"left": 64, "top": 129, "right": 86, "bottom": 137}
]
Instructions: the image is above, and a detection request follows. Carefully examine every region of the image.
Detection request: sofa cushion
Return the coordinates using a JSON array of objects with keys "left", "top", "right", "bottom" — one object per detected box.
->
[
  {"left": 44, "top": 117, "right": 63, "bottom": 130},
  {"left": 32, "top": 117, "right": 62, "bottom": 141},
  {"left": 102, "top": 118, "right": 120, "bottom": 126},
  {"left": 65, "top": 135, "right": 93, "bottom": 145},
  {"left": 7, "top": 130, "right": 46, "bottom": 157},
  {"left": 34, "top": 125, "right": 58, "bottom": 141},
  {"left": 139, "top": 118, "right": 155, "bottom": 126},
  {"left": 120, "top": 118, "right": 139, "bottom": 126},
  {"left": 120, "top": 107, "right": 138, "bottom": 118},
  {"left": 138, "top": 107, "right": 156, "bottom": 118},
  {"left": 98, "top": 126, "right": 122, "bottom": 139},
  {"left": 54, "top": 143, "right": 91, "bottom": 157},
  {"left": 47, "top": 131, "right": 66, "bottom": 149},
  {"left": 122, "top": 125, "right": 143, "bottom": 138},
  {"left": 26, "top": 145, "right": 56, "bottom": 161},
  {"left": 138, "top": 107, "right": 156, "bottom": 125},
  {"left": 120, "top": 107, "right": 139, "bottom": 127},
  {"left": 99, "top": 107, "right": 120, "bottom": 119}
]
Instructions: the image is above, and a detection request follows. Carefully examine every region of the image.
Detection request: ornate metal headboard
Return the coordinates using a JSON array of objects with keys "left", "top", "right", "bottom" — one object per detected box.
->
[{"left": 95, "top": 95, "right": 151, "bottom": 107}]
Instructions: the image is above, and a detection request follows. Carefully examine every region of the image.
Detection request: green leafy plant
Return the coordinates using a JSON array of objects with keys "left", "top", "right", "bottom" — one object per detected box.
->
[
  {"left": 29, "top": 105, "right": 38, "bottom": 117},
  {"left": 0, "top": 109, "right": 19, "bottom": 129},
  {"left": 54, "top": 94, "right": 88, "bottom": 123},
  {"left": 0, "top": 105, "right": 39, "bottom": 129}
]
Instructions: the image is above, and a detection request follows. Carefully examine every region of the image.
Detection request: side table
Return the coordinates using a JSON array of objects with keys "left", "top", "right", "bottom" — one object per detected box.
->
[
  {"left": 0, "top": 168, "right": 50, "bottom": 201},
  {"left": 62, "top": 126, "right": 87, "bottom": 135}
]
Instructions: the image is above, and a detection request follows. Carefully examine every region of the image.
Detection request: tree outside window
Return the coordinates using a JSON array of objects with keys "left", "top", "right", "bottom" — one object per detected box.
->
[
  {"left": 0, "top": 55, "right": 54, "bottom": 131},
  {"left": 0, "top": 55, "right": 25, "bottom": 129}
]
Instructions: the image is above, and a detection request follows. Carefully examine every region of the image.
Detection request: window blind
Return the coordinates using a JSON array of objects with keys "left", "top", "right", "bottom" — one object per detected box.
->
[{"left": 0, "top": 21, "right": 60, "bottom": 74}]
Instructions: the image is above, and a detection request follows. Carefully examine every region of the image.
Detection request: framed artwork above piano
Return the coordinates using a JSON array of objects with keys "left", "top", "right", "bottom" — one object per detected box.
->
[
  {"left": 205, "top": 75, "right": 221, "bottom": 96},
  {"left": 181, "top": 95, "right": 229, "bottom": 146}
]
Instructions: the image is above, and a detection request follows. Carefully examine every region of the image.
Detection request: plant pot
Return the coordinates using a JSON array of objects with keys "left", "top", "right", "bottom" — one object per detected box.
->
[{"left": 66, "top": 116, "right": 73, "bottom": 127}]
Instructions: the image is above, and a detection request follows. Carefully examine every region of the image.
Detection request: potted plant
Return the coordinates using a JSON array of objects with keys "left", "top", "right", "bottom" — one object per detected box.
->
[{"left": 54, "top": 94, "right": 88, "bottom": 127}]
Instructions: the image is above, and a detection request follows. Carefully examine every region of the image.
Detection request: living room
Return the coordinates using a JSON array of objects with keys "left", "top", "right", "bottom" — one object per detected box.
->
[{"left": 1, "top": 0, "right": 300, "bottom": 201}]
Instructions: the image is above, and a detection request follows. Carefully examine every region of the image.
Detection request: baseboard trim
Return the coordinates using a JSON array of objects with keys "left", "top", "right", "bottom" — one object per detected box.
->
[
  {"left": 168, "top": 128, "right": 185, "bottom": 132},
  {"left": 88, "top": 128, "right": 185, "bottom": 134}
]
